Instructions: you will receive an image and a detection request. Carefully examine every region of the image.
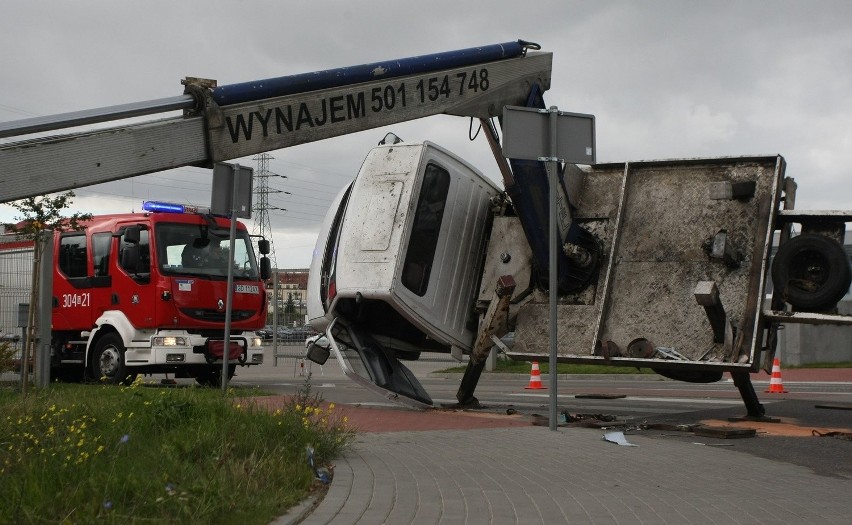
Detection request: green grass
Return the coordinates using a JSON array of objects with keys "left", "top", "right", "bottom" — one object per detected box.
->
[
  {"left": 786, "top": 361, "right": 852, "bottom": 369},
  {"left": 439, "top": 359, "right": 852, "bottom": 374},
  {"left": 0, "top": 377, "right": 354, "bottom": 524},
  {"left": 438, "top": 359, "right": 655, "bottom": 375}
]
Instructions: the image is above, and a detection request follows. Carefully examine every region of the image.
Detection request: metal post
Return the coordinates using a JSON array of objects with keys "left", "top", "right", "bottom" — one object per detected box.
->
[
  {"left": 221, "top": 164, "right": 240, "bottom": 393},
  {"left": 36, "top": 231, "right": 53, "bottom": 387},
  {"left": 272, "top": 270, "right": 279, "bottom": 366},
  {"left": 547, "top": 106, "right": 559, "bottom": 431}
]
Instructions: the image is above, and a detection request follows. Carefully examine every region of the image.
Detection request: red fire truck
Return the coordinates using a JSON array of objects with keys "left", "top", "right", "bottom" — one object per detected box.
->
[{"left": 2, "top": 201, "right": 270, "bottom": 385}]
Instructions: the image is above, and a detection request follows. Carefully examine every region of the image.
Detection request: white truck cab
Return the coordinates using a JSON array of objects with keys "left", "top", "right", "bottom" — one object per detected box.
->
[{"left": 307, "top": 141, "right": 500, "bottom": 405}]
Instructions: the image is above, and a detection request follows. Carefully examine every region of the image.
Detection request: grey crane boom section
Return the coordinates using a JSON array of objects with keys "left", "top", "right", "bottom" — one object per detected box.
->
[
  {"left": 0, "top": 47, "right": 551, "bottom": 203},
  {"left": 0, "top": 95, "right": 196, "bottom": 139}
]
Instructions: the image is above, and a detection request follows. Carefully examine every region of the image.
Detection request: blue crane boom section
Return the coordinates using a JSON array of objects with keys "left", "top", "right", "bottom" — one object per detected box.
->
[{"left": 212, "top": 41, "right": 530, "bottom": 106}]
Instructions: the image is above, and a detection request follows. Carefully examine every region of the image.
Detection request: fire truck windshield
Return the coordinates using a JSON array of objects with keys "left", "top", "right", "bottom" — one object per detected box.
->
[{"left": 155, "top": 223, "right": 259, "bottom": 280}]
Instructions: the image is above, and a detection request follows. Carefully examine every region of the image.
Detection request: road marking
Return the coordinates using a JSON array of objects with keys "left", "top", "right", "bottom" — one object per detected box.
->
[
  {"left": 509, "top": 393, "right": 748, "bottom": 405},
  {"left": 267, "top": 382, "right": 337, "bottom": 388}
]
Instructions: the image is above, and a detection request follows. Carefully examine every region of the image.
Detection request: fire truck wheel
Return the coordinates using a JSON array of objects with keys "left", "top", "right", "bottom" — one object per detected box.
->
[
  {"left": 771, "top": 234, "right": 851, "bottom": 312},
  {"left": 91, "top": 333, "right": 137, "bottom": 386},
  {"left": 194, "top": 365, "right": 235, "bottom": 387}
]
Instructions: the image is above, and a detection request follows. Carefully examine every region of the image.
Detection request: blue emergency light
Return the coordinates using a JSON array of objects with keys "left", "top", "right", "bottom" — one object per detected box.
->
[{"left": 142, "top": 201, "right": 210, "bottom": 215}]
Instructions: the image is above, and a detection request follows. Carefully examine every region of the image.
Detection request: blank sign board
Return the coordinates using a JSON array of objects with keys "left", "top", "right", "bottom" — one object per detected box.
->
[
  {"left": 501, "top": 106, "right": 595, "bottom": 164},
  {"left": 211, "top": 162, "right": 254, "bottom": 218}
]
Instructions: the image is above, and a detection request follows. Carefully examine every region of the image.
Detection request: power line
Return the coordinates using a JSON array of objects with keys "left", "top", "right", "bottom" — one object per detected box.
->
[{"left": 252, "top": 153, "right": 281, "bottom": 267}]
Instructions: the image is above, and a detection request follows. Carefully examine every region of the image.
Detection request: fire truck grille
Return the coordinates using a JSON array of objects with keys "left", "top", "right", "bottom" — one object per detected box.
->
[{"left": 180, "top": 308, "right": 255, "bottom": 322}]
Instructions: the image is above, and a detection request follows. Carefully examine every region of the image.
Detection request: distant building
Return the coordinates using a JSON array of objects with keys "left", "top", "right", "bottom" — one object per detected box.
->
[{"left": 267, "top": 268, "right": 309, "bottom": 325}]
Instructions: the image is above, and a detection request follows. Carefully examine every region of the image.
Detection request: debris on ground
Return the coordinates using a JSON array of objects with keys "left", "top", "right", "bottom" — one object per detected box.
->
[
  {"left": 602, "top": 431, "right": 638, "bottom": 447},
  {"left": 693, "top": 426, "right": 756, "bottom": 439},
  {"left": 307, "top": 446, "right": 330, "bottom": 484},
  {"left": 812, "top": 430, "right": 852, "bottom": 441},
  {"left": 529, "top": 411, "right": 627, "bottom": 428},
  {"left": 640, "top": 423, "right": 702, "bottom": 432}
]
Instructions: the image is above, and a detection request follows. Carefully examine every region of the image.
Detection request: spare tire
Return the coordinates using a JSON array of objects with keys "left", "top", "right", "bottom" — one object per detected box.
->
[{"left": 771, "top": 234, "right": 851, "bottom": 312}]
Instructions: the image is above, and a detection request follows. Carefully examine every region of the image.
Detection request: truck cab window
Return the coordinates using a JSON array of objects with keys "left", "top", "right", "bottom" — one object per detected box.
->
[
  {"left": 58, "top": 234, "right": 87, "bottom": 278},
  {"left": 155, "top": 223, "right": 258, "bottom": 280},
  {"left": 92, "top": 232, "right": 111, "bottom": 277},
  {"left": 401, "top": 164, "right": 450, "bottom": 296},
  {"left": 119, "top": 227, "right": 150, "bottom": 279}
]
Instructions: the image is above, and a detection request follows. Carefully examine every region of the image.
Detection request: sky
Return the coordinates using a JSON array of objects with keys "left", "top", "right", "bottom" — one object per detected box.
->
[{"left": 2, "top": 1, "right": 851, "bottom": 269}]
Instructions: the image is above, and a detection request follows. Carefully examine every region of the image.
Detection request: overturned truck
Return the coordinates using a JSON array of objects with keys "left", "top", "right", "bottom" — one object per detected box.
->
[{"left": 307, "top": 138, "right": 851, "bottom": 416}]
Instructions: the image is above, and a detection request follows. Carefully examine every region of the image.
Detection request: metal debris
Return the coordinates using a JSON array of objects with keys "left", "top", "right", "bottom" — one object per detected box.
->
[
  {"left": 693, "top": 426, "right": 756, "bottom": 439},
  {"left": 812, "top": 430, "right": 852, "bottom": 441},
  {"left": 654, "top": 346, "right": 689, "bottom": 360},
  {"left": 602, "top": 431, "right": 638, "bottom": 447}
]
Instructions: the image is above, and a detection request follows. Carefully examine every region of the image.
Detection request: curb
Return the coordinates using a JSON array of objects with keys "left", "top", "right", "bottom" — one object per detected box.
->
[{"left": 269, "top": 492, "right": 323, "bottom": 525}]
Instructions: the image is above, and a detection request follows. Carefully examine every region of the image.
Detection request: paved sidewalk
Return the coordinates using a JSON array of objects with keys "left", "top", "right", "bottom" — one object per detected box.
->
[
  {"left": 257, "top": 356, "right": 851, "bottom": 524},
  {"left": 275, "top": 421, "right": 851, "bottom": 524}
]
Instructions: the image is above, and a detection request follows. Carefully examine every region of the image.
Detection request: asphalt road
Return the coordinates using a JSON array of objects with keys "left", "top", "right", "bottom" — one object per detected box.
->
[
  {"left": 231, "top": 351, "right": 851, "bottom": 421},
  {"left": 227, "top": 350, "right": 852, "bottom": 479}
]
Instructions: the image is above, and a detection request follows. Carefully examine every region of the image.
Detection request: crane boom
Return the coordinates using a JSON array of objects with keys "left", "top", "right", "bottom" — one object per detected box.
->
[{"left": 0, "top": 41, "right": 551, "bottom": 202}]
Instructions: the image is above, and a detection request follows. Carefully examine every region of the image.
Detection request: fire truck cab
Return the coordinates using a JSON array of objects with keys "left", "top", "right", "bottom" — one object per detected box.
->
[{"left": 51, "top": 203, "right": 269, "bottom": 385}]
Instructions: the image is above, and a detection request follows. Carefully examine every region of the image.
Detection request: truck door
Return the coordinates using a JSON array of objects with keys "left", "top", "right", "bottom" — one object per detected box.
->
[
  {"left": 113, "top": 225, "right": 156, "bottom": 328},
  {"left": 53, "top": 232, "right": 93, "bottom": 331},
  {"left": 88, "top": 231, "right": 114, "bottom": 324}
]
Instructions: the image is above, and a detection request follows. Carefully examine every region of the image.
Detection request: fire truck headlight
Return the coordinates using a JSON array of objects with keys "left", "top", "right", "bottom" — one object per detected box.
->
[
  {"left": 153, "top": 336, "right": 187, "bottom": 346},
  {"left": 251, "top": 337, "right": 262, "bottom": 347}
]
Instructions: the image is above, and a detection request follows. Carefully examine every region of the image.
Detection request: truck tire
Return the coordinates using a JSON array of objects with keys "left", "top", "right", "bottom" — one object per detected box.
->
[
  {"left": 771, "top": 234, "right": 852, "bottom": 312},
  {"left": 194, "top": 365, "right": 235, "bottom": 387},
  {"left": 90, "top": 333, "right": 137, "bottom": 385}
]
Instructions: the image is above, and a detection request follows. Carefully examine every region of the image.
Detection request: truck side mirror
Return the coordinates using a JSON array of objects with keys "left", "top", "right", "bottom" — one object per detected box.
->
[
  {"left": 258, "top": 239, "right": 270, "bottom": 255},
  {"left": 259, "top": 256, "right": 271, "bottom": 281},
  {"left": 306, "top": 339, "right": 330, "bottom": 365}
]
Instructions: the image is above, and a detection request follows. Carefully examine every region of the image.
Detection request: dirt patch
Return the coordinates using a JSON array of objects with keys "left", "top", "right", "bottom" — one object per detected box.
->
[
  {"left": 245, "top": 395, "right": 531, "bottom": 433},
  {"left": 701, "top": 417, "right": 852, "bottom": 437},
  {"left": 336, "top": 405, "right": 531, "bottom": 433}
]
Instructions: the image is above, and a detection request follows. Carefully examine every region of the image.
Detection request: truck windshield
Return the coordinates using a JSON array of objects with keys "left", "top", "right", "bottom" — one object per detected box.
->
[{"left": 155, "top": 223, "right": 258, "bottom": 280}]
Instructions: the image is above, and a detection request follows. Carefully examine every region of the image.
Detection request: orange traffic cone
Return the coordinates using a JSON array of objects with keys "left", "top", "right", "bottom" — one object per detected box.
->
[
  {"left": 525, "top": 361, "right": 546, "bottom": 390},
  {"left": 765, "top": 358, "right": 787, "bottom": 393}
]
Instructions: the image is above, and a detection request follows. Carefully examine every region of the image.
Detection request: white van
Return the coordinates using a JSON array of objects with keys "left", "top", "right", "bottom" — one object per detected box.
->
[{"left": 306, "top": 141, "right": 500, "bottom": 405}]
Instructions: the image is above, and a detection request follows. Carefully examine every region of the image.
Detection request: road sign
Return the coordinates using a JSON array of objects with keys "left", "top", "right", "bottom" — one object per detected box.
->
[
  {"left": 500, "top": 104, "right": 596, "bottom": 432},
  {"left": 211, "top": 162, "right": 253, "bottom": 218},
  {"left": 501, "top": 106, "right": 595, "bottom": 164}
]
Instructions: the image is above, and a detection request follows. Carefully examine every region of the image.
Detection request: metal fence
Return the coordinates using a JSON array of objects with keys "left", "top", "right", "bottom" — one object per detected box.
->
[{"left": 0, "top": 244, "right": 33, "bottom": 383}]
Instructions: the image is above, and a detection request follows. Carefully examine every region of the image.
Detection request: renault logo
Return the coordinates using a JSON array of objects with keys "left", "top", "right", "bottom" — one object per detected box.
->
[{"left": 217, "top": 299, "right": 225, "bottom": 311}]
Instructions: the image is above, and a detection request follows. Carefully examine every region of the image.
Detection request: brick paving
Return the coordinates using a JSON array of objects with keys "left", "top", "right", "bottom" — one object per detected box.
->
[
  {"left": 267, "top": 368, "right": 852, "bottom": 524},
  {"left": 280, "top": 425, "right": 851, "bottom": 524}
]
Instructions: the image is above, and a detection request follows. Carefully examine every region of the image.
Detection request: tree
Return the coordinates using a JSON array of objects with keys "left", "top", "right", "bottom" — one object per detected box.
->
[
  {"left": 279, "top": 292, "right": 292, "bottom": 325},
  {"left": 8, "top": 191, "right": 91, "bottom": 395}
]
